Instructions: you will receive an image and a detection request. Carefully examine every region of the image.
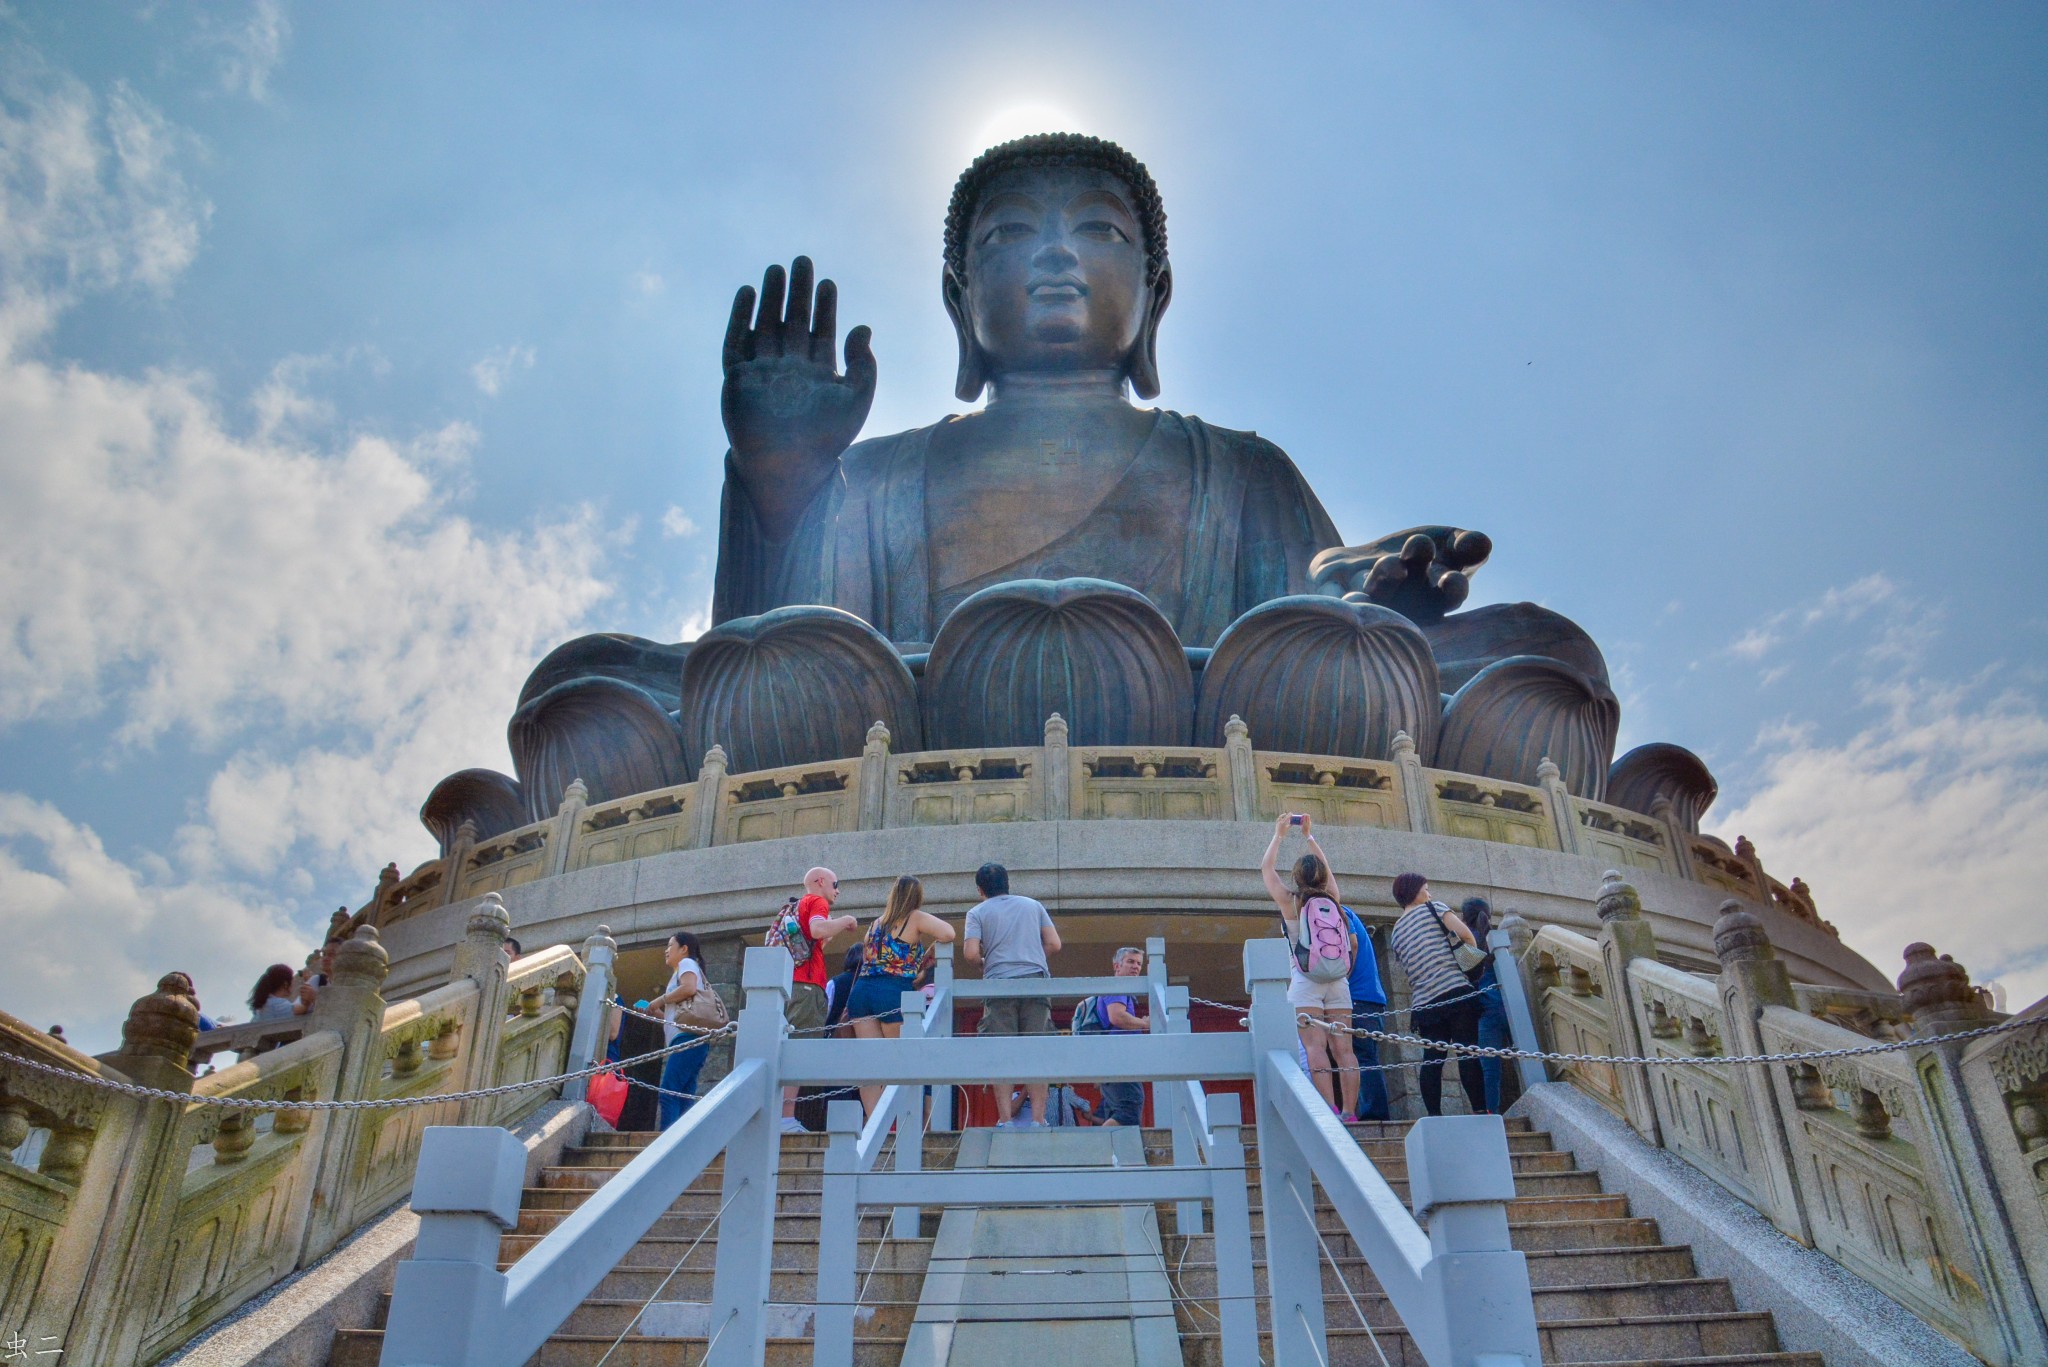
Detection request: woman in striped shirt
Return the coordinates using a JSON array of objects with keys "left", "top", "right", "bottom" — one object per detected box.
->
[{"left": 1388, "top": 873, "right": 1488, "bottom": 1116}]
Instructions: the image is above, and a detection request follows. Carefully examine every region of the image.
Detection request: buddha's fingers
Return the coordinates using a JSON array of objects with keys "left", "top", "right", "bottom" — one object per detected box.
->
[
  {"left": 756, "top": 263, "right": 788, "bottom": 356},
  {"left": 811, "top": 279, "right": 840, "bottom": 366},
  {"left": 842, "top": 325, "right": 877, "bottom": 398},
  {"left": 724, "top": 285, "right": 758, "bottom": 368},
  {"left": 785, "top": 256, "right": 815, "bottom": 333}
]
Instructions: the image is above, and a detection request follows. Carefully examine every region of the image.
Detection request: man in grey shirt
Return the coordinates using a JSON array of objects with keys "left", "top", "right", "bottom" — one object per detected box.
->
[{"left": 963, "top": 862, "right": 1062, "bottom": 1127}]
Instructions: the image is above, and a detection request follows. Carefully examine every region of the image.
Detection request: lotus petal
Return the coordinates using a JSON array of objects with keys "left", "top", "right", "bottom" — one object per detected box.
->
[
  {"left": 1608, "top": 742, "right": 1718, "bottom": 834},
  {"left": 679, "top": 605, "right": 919, "bottom": 775},
  {"left": 1435, "top": 655, "right": 1619, "bottom": 798},
  {"left": 924, "top": 578, "right": 1191, "bottom": 749},
  {"left": 509, "top": 677, "right": 689, "bottom": 822},
  {"left": 1196, "top": 595, "right": 1440, "bottom": 758},
  {"left": 1422, "top": 602, "right": 1608, "bottom": 695},
  {"left": 420, "top": 768, "right": 527, "bottom": 855},
  {"left": 518, "top": 633, "right": 691, "bottom": 711}
]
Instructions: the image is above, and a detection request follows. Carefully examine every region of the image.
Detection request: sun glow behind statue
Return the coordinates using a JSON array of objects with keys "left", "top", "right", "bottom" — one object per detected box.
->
[{"left": 972, "top": 102, "right": 1089, "bottom": 154}]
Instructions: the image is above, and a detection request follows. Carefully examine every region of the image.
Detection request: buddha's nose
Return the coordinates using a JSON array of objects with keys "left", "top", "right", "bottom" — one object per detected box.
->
[{"left": 1031, "top": 234, "right": 1079, "bottom": 272}]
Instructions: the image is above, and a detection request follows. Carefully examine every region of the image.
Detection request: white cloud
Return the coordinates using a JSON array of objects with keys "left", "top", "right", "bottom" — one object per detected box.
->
[
  {"left": 210, "top": 0, "right": 291, "bottom": 103},
  {"left": 1713, "top": 677, "right": 2048, "bottom": 1009},
  {"left": 1724, "top": 571, "right": 1901, "bottom": 668},
  {"left": 0, "top": 43, "right": 619, "bottom": 1051},
  {"left": 0, "top": 53, "right": 210, "bottom": 348},
  {"left": 660, "top": 505, "right": 698, "bottom": 539},
  {"left": 632, "top": 269, "right": 666, "bottom": 297},
  {"left": 470, "top": 344, "right": 535, "bottom": 397}
]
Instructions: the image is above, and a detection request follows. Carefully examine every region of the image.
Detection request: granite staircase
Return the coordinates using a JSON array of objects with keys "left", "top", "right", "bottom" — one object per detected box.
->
[{"left": 330, "top": 1116, "right": 1823, "bottom": 1366}]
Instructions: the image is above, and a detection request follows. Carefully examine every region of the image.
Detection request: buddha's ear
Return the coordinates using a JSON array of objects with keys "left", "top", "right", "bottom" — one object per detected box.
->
[
  {"left": 1128, "top": 262, "right": 1173, "bottom": 401},
  {"left": 942, "top": 267, "right": 989, "bottom": 403}
]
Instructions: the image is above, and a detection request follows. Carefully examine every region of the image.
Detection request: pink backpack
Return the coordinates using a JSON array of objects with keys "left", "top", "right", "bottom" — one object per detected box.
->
[{"left": 1286, "top": 894, "right": 1353, "bottom": 983}]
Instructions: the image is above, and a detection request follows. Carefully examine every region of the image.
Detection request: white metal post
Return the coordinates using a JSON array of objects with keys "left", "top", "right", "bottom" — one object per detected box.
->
[
  {"left": 1405, "top": 1115, "right": 1543, "bottom": 1365},
  {"left": 929, "top": 943, "right": 954, "bottom": 1131},
  {"left": 1206, "top": 1092, "right": 1260, "bottom": 1367},
  {"left": 1160, "top": 984, "right": 1204, "bottom": 1235},
  {"left": 1245, "top": 937, "right": 1327, "bottom": 1367},
  {"left": 561, "top": 925, "right": 617, "bottom": 1104},
  {"left": 705, "top": 946, "right": 790, "bottom": 1367},
  {"left": 892, "top": 989, "right": 925, "bottom": 1239},
  {"left": 1488, "top": 928, "right": 1548, "bottom": 1094},
  {"left": 814, "top": 1099, "right": 861, "bottom": 1367},
  {"left": 378, "top": 1127, "right": 527, "bottom": 1367}
]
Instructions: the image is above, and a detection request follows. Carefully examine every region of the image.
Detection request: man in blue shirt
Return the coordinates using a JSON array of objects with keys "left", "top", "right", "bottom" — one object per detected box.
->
[
  {"left": 1093, "top": 946, "right": 1149, "bottom": 1125},
  {"left": 1341, "top": 907, "right": 1390, "bottom": 1120}
]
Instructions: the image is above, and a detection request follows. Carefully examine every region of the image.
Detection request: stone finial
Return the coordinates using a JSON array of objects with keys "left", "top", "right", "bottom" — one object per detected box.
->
[
  {"left": 1537, "top": 756, "right": 1562, "bottom": 784},
  {"left": 328, "top": 906, "right": 353, "bottom": 935},
  {"left": 454, "top": 818, "right": 479, "bottom": 845},
  {"left": 865, "top": 719, "right": 891, "bottom": 748},
  {"left": 701, "top": 743, "right": 729, "bottom": 773},
  {"left": 117, "top": 972, "right": 202, "bottom": 1066},
  {"left": 1497, "top": 908, "right": 1534, "bottom": 957},
  {"left": 1898, "top": 943, "right": 1986, "bottom": 1029},
  {"left": 561, "top": 777, "right": 589, "bottom": 809},
  {"left": 331, "top": 925, "right": 391, "bottom": 989},
  {"left": 1390, "top": 729, "right": 1416, "bottom": 760},
  {"left": 1735, "top": 835, "right": 1758, "bottom": 862},
  {"left": 467, "top": 892, "right": 512, "bottom": 943},
  {"left": 1224, "top": 714, "right": 1249, "bottom": 743},
  {"left": 1595, "top": 871, "right": 1642, "bottom": 924},
  {"left": 1044, "top": 712, "right": 1068, "bottom": 743},
  {"left": 1712, "top": 899, "right": 1773, "bottom": 964}
]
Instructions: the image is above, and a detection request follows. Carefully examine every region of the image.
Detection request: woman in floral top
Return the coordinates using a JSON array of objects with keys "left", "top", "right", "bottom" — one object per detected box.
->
[{"left": 846, "top": 875, "right": 957, "bottom": 1116}]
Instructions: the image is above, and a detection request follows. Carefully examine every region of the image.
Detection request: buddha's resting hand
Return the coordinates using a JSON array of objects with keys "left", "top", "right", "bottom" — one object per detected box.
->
[
  {"left": 721, "top": 257, "right": 877, "bottom": 540},
  {"left": 1309, "top": 527, "right": 1492, "bottom": 624}
]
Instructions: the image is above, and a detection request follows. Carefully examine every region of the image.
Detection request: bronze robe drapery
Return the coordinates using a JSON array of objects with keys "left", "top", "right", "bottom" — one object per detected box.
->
[{"left": 712, "top": 411, "right": 1341, "bottom": 649}]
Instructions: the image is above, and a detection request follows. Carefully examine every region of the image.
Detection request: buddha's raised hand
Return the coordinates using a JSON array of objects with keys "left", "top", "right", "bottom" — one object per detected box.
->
[
  {"left": 720, "top": 257, "right": 877, "bottom": 538},
  {"left": 1309, "top": 527, "right": 1492, "bottom": 624}
]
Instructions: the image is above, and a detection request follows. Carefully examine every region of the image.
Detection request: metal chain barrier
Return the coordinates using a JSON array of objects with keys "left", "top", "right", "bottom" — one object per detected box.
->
[{"left": 0, "top": 1021, "right": 738, "bottom": 1112}]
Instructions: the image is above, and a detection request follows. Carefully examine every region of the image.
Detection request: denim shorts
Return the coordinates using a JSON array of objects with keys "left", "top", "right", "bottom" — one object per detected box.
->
[{"left": 845, "top": 973, "right": 918, "bottom": 1025}]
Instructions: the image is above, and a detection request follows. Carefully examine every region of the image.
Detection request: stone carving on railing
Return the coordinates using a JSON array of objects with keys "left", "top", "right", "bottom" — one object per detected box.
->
[
  {"left": 1431, "top": 771, "right": 1557, "bottom": 850},
  {"left": 0, "top": 898, "right": 609, "bottom": 1367},
  {"left": 1521, "top": 872, "right": 2048, "bottom": 1367},
  {"left": 1071, "top": 745, "right": 1225, "bottom": 821},
  {"left": 1193, "top": 594, "right": 1440, "bottom": 759}
]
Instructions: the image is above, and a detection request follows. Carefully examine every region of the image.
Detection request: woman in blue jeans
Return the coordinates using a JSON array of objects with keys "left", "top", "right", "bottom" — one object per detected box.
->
[
  {"left": 847, "top": 875, "right": 956, "bottom": 1116},
  {"left": 1462, "top": 898, "right": 1512, "bottom": 1113},
  {"left": 645, "top": 930, "right": 712, "bottom": 1130}
]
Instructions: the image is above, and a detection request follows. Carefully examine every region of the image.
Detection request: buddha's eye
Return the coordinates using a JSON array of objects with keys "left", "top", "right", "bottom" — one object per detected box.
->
[
  {"left": 979, "top": 221, "right": 1035, "bottom": 247},
  {"left": 1076, "top": 220, "right": 1131, "bottom": 243}
]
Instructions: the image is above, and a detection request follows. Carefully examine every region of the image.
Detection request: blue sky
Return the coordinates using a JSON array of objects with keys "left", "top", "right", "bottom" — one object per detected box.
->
[{"left": 2, "top": 2, "right": 2043, "bottom": 1048}]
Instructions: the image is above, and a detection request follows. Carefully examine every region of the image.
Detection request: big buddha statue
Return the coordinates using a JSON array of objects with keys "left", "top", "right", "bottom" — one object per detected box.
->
[{"left": 420, "top": 134, "right": 1715, "bottom": 852}]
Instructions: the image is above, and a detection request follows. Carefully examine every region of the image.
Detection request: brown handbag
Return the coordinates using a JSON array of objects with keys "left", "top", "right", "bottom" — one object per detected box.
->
[{"left": 673, "top": 981, "right": 729, "bottom": 1033}]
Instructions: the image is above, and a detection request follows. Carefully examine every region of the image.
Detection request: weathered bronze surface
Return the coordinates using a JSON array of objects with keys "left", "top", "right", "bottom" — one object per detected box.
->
[{"left": 418, "top": 132, "right": 1714, "bottom": 846}]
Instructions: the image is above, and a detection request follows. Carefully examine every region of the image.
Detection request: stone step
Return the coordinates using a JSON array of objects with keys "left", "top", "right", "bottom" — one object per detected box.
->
[
  {"left": 501, "top": 1213, "right": 929, "bottom": 1261},
  {"left": 329, "top": 1331, "right": 907, "bottom": 1366},
  {"left": 523, "top": 1236, "right": 933, "bottom": 1287},
  {"left": 371, "top": 1271, "right": 932, "bottom": 1330},
  {"left": 1172, "top": 1241, "right": 1704, "bottom": 1293},
  {"left": 1162, "top": 1277, "right": 1743, "bottom": 1329},
  {"left": 1174, "top": 1315, "right": 1801, "bottom": 1366}
]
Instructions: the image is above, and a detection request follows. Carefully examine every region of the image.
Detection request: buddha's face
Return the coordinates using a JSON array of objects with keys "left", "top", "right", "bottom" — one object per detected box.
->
[{"left": 956, "top": 165, "right": 1155, "bottom": 382}]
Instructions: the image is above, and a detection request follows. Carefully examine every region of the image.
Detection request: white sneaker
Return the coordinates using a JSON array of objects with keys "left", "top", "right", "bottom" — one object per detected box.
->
[{"left": 779, "top": 1116, "right": 806, "bottom": 1135}]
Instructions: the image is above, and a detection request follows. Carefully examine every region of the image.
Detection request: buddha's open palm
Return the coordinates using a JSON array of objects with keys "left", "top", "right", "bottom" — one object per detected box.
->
[
  {"left": 1310, "top": 527, "right": 1493, "bottom": 624},
  {"left": 721, "top": 257, "right": 876, "bottom": 534}
]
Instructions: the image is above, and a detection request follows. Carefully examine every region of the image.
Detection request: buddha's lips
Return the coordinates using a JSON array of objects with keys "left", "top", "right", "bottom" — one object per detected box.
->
[{"left": 1029, "top": 278, "right": 1087, "bottom": 299}]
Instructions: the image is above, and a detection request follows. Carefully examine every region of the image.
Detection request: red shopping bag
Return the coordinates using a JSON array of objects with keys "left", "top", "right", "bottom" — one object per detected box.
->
[{"left": 588, "top": 1069, "right": 628, "bottom": 1127}]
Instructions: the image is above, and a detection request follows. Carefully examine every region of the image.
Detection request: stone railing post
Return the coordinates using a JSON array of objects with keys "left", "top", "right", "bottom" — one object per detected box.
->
[
  {"left": 546, "top": 778, "right": 588, "bottom": 877},
  {"left": 371, "top": 861, "right": 402, "bottom": 924},
  {"left": 452, "top": 894, "right": 514, "bottom": 1126},
  {"left": 1222, "top": 714, "right": 1257, "bottom": 821},
  {"left": 1592, "top": 872, "right": 1662, "bottom": 1143},
  {"left": 1390, "top": 729, "right": 1435, "bottom": 834},
  {"left": 1536, "top": 756, "right": 1583, "bottom": 854},
  {"left": 858, "top": 721, "right": 891, "bottom": 830},
  {"left": 1896, "top": 944, "right": 2048, "bottom": 1365},
  {"left": 1651, "top": 795, "right": 1695, "bottom": 880},
  {"left": 302, "top": 926, "right": 394, "bottom": 1261},
  {"left": 62, "top": 977, "right": 202, "bottom": 1367},
  {"left": 1708, "top": 902, "right": 1811, "bottom": 1242},
  {"left": 1734, "top": 835, "right": 1771, "bottom": 901},
  {"left": 442, "top": 819, "right": 479, "bottom": 908},
  {"left": 691, "top": 744, "right": 728, "bottom": 850},
  {"left": 705, "top": 947, "right": 791, "bottom": 1366},
  {"left": 1043, "top": 713, "right": 1071, "bottom": 821},
  {"left": 562, "top": 925, "right": 618, "bottom": 1104},
  {"left": 380, "top": 1125, "right": 527, "bottom": 1367}
]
